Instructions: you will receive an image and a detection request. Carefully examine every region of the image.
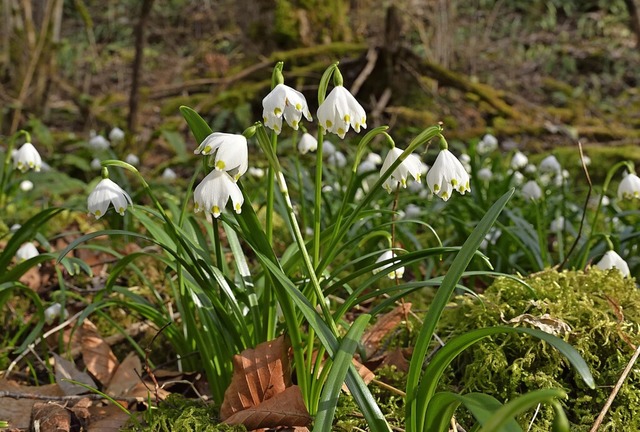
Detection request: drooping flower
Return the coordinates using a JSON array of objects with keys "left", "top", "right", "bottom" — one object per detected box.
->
[
  {"left": 248, "top": 167, "right": 265, "bottom": 178},
  {"left": 125, "top": 153, "right": 140, "bottom": 166},
  {"left": 381, "top": 147, "right": 423, "bottom": 193},
  {"left": 426, "top": 149, "right": 471, "bottom": 201},
  {"left": 539, "top": 155, "right": 561, "bottom": 173},
  {"left": 327, "top": 151, "right": 347, "bottom": 168},
  {"left": 262, "top": 83, "right": 312, "bottom": 134},
  {"left": 510, "top": 151, "right": 528, "bottom": 170},
  {"left": 550, "top": 216, "right": 565, "bottom": 232},
  {"left": 403, "top": 203, "right": 422, "bottom": 219},
  {"left": 16, "top": 242, "right": 39, "bottom": 262},
  {"left": 89, "top": 133, "right": 110, "bottom": 151},
  {"left": 477, "top": 167, "right": 493, "bottom": 181},
  {"left": 195, "top": 132, "right": 248, "bottom": 180},
  {"left": 373, "top": 251, "right": 404, "bottom": 280},
  {"left": 521, "top": 180, "right": 542, "bottom": 201},
  {"left": 323, "top": 140, "right": 336, "bottom": 156},
  {"left": 595, "top": 250, "right": 630, "bottom": 277},
  {"left": 13, "top": 143, "right": 42, "bottom": 173},
  {"left": 298, "top": 133, "right": 318, "bottom": 154},
  {"left": 317, "top": 86, "right": 367, "bottom": 139},
  {"left": 88, "top": 178, "right": 132, "bottom": 218},
  {"left": 194, "top": 170, "right": 244, "bottom": 218},
  {"left": 44, "top": 302, "right": 68, "bottom": 324},
  {"left": 109, "top": 127, "right": 125, "bottom": 143},
  {"left": 162, "top": 167, "right": 177, "bottom": 181},
  {"left": 617, "top": 172, "right": 640, "bottom": 200},
  {"left": 477, "top": 134, "right": 498, "bottom": 154},
  {"left": 20, "top": 180, "right": 34, "bottom": 191},
  {"left": 366, "top": 152, "right": 383, "bottom": 166},
  {"left": 91, "top": 158, "right": 102, "bottom": 170}
]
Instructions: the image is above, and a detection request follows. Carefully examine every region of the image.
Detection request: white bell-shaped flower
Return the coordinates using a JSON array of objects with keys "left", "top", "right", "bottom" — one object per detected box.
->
[
  {"left": 550, "top": 216, "right": 565, "bottom": 232},
  {"left": 20, "top": 180, "right": 34, "bottom": 191},
  {"left": 381, "top": 147, "right": 423, "bottom": 193},
  {"left": 511, "top": 151, "right": 528, "bottom": 170},
  {"left": 617, "top": 173, "right": 640, "bottom": 200},
  {"left": 109, "top": 127, "right": 125, "bottom": 143},
  {"left": 88, "top": 178, "right": 132, "bottom": 218},
  {"left": 91, "top": 158, "right": 102, "bottom": 170},
  {"left": 595, "top": 250, "right": 630, "bottom": 277},
  {"left": 477, "top": 134, "right": 498, "bottom": 154},
  {"left": 522, "top": 180, "right": 542, "bottom": 201},
  {"left": 13, "top": 143, "right": 42, "bottom": 173},
  {"left": 366, "top": 152, "right": 383, "bottom": 166},
  {"left": 162, "top": 167, "right": 177, "bottom": 181},
  {"left": 477, "top": 167, "right": 493, "bottom": 181},
  {"left": 297, "top": 133, "right": 318, "bottom": 154},
  {"left": 16, "top": 242, "right": 39, "bottom": 262},
  {"left": 539, "top": 155, "right": 561, "bottom": 173},
  {"left": 194, "top": 170, "right": 244, "bottom": 218},
  {"left": 195, "top": 132, "right": 248, "bottom": 181},
  {"left": 327, "top": 151, "right": 347, "bottom": 168},
  {"left": 89, "top": 134, "right": 110, "bottom": 151},
  {"left": 125, "top": 153, "right": 140, "bottom": 166},
  {"left": 426, "top": 149, "right": 471, "bottom": 201},
  {"left": 323, "top": 140, "right": 336, "bottom": 156},
  {"left": 262, "top": 83, "right": 312, "bottom": 134},
  {"left": 248, "top": 167, "right": 265, "bottom": 178},
  {"left": 373, "top": 251, "right": 404, "bottom": 280},
  {"left": 317, "top": 86, "right": 367, "bottom": 139}
]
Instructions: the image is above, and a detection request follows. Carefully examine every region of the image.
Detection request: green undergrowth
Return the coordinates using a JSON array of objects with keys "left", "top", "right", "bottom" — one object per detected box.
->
[{"left": 437, "top": 268, "right": 640, "bottom": 431}]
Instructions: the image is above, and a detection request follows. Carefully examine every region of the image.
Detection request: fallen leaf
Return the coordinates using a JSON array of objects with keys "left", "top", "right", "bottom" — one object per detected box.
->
[
  {"left": 31, "top": 402, "right": 70, "bottom": 432},
  {"left": 223, "top": 385, "right": 311, "bottom": 430},
  {"left": 88, "top": 404, "right": 132, "bottom": 432},
  {"left": 341, "top": 359, "right": 374, "bottom": 394},
  {"left": 106, "top": 352, "right": 141, "bottom": 397},
  {"left": 361, "top": 303, "right": 411, "bottom": 358},
  {"left": 503, "top": 313, "right": 572, "bottom": 336},
  {"left": 80, "top": 320, "right": 119, "bottom": 386},
  {"left": 378, "top": 347, "right": 411, "bottom": 373},
  {"left": 0, "top": 379, "right": 64, "bottom": 430},
  {"left": 53, "top": 353, "right": 97, "bottom": 395}
]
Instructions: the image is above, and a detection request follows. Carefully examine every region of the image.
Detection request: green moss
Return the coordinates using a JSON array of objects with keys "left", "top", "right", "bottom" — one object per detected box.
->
[{"left": 438, "top": 269, "right": 640, "bottom": 431}]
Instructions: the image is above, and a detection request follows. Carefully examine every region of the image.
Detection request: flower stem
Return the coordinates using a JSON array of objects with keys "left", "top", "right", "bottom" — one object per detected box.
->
[{"left": 313, "top": 128, "right": 325, "bottom": 267}]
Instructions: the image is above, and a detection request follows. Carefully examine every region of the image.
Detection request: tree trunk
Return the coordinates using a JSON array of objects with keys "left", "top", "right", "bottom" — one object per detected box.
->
[{"left": 624, "top": 0, "right": 640, "bottom": 48}]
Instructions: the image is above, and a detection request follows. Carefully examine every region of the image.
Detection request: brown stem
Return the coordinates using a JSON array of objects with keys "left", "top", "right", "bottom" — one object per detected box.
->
[{"left": 127, "top": 0, "right": 155, "bottom": 134}]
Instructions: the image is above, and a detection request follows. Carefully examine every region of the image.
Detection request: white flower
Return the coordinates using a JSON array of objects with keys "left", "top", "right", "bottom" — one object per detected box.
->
[
  {"left": 511, "top": 151, "right": 528, "bottom": 170},
  {"left": 262, "top": 83, "right": 312, "bottom": 134},
  {"left": 317, "top": 86, "right": 367, "bottom": 139},
  {"left": 511, "top": 171, "right": 525, "bottom": 185},
  {"left": 327, "top": 151, "right": 347, "bottom": 168},
  {"left": 373, "top": 251, "right": 404, "bottom": 280},
  {"left": 477, "top": 134, "right": 498, "bottom": 154},
  {"left": 125, "top": 153, "right": 139, "bottom": 166},
  {"left": 366, "top": 152, "right": 383, "bottom": 166},
  {"left": 20, "top": 180, "right": 34, "bottom": 191},
  {"left": 357, "top": 160, "right": 377, "bottom": 174},
  {"left": 480, "top": 228, "right": 502, "bottom": 249},
  {"left": 88, "top": 178, "right": 132, "bottom": 218},
  {"left": 248, "top": 167, "right": 265, "bottom": 178},
  {"left": 403, "top": 203, "right": 422, "bottom": 219},
  {"left": 323, "top": 140, "right": 336, "bottom": 156},
  {"left": 194, "top": 170, "right": 244, "bottom": 218},
  {"left": 10, "top": 224, "right": 21, "bottom": 232},
  {"left": 524, "top": 164, "right": 537, "bottom": 174},
  {"left": 298, "top": 133, "right": 318, "bottom": 154},
  {"left": 16, "top": 242, "right": 39, "bottom": 262},
  {"left": 539, "top": 155, "right": 561, "bottom": 173},
  {"left": 109, "top": 127, "right": 125, "bottom": 143},
  {"left": 91, "top": 158, "right": 102, "bottom": 170},
  {"left": 13, "top": 143, "right": 42, "bottom": 172},
  {"left": 381, "top": 147, "right": 423, "bottom": 193},
  {"left": 477, "top": 168, "right": 493, "bottom": 181},
  {"left": 89, "top": 133, "right": 110, "bottom": 151},
  {"left": 426, "top": 149, "right": 471, "bottom": 201},
  {"left": 44, "top": 302, "right": 68, "bottom": 324},
  {"left": 617, "top": 173, "right": 640, "bottom": 200},
  {"left": 162, "top": 168, "right": 177, "bottom": 180},
  {"left": 195, "top": 132, "right": 248, "bottom": 180},
  {"left": 522, "top": 180, "right": 542, "bottom": 201},
  {"left": 582, "top": 155, "right": 591, "bottom": 166},
  {"left": 550, "top": 216, "right": 565, "bottom": 232},
  {"left": 595, "top": 250, "right": 630, "bottom": 277}
]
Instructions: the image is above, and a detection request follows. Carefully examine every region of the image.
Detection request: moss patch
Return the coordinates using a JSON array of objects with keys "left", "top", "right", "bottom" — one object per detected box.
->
[{"left": 438, "top": 269, "right": 640, "bottom": 431}]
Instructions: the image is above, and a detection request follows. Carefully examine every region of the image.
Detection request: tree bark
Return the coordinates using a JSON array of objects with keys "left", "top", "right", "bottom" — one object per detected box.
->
[
  {"left": 624, "top": 0, "right": 640, "bottom": 48},
  {"left": 127, "top": 0, "right": 155, "bottom": 134}
]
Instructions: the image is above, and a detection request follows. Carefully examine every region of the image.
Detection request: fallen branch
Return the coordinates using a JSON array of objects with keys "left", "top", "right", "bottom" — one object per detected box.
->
[{"left": 0, "top": 391, "right": 146, "bottom": 403}]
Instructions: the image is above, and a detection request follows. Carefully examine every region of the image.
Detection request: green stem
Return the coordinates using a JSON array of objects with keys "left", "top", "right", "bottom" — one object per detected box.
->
[
  {"left": 212, "top": 217, "right": 223, "bottom": 270},
  {"left": 266, "top": 132, "right": 278, "bottom": 245},
  {"left": 313, "top": 129, "right": 325, "bottom": 266}
]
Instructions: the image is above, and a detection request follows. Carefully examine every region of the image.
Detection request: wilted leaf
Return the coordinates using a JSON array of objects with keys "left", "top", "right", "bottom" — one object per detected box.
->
[
  {"left": 80, "top": 320, "right": 119, "bottom": 386},
  {"left": 53, "top": 353, "right": 97, "bottom": 395},
  {"left": 88, "top": 404, "right": 132, "bottom": 432},
  {"left": 220, "top": 335, "right": 291, "bottom": 420},
  {"left": 223, "top": 385, "right": 311, "bottom": 429},
  {"left": 503, "top": 313, "right": 572, "bottom": 336},
  {"left": 106, "top": 352, "right": 141, "bottom": 397},
  {"left": 361, "top": 303, "right": 411, "bottom": 358}
]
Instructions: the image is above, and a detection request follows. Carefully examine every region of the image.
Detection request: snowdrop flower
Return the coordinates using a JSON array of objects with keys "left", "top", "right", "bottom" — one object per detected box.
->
[
  {"left": 595, "top": 250, "right": 630, "bottom": 277},
  {"left": 327, "top": 151, "right": 347, "bottom": 168},
  {"left": 20, "top": 180, "right": 34, "bottom": 191},
  {"left": 477, "top": 134, "right": 498, "bottom": 154},
  {"left": 426, "top": 149, "right": 471, "bottom": 201},
  {"left": 522, "top": 180, "right": 542, "bottom": 201},
  {"left": 459, "top": 153, "right": 472, "bottom": 172},
  {"left": 381, "top": 147, "right": 423, "bottom": 193},
  {"left": 91, "top": 158, "right": 102, "bottom": 170},
  {"left": 16, "top": 242, "right": 39, "bottom": 262},
  {"left": 582, "top": 155, "right": 591, "bottom": 166},
  {"left": 297, "top": 133, "right": 318, "bottom": 154},
  {"left": 10, "top": 224, "right": 21, "bottom": 233},
  {"left": 13, "top": 143, "right": 42, "bottom": 172},
  {"left": 408, "top": 180, "right": 424, "bottom": 193},
  {"left": 617, "top": 173, "right": 640, "bottom": 200},
  {"left": 373, "top": 251, "right": 404, "bottom": 280},
  {"left": 195, "top": 132, "right": 248, "bottom": 180},
  {"left": 317, "top": 86, "right": 367, "bottom": 139},
  {"left": 510, "top": 151, "right": 528, "bottom": 170},
  {"left": 125, "top": 153, "right": 140, "bottom": 166},
  {"left": 480, "top": 228, "right": 502, "bottom": 249},
  {"left": 403, "top": 203, "right": 422, "bottom": 219},
  {"left": 262, "top": 83, "right": 312, "bottom": 134},
  {"left": 109, "top": 127, "right": 125, "bottom": 143},
  {"left": 511, "top": 171, "right": 525, "bottom": 185},
  {"left": 357, "top": 159, "right": 377, "bottom": 174},
  {"left": 366, "top": 152, "right": 383, "bottom": 166},
  {"left": 44, "top": 303, "right": 68, "bottom": 324},
  {"left": 550, "top": 216, "right": 565, "bottom": 232},
  {"left": 539, "top": 155, "right": 561, "bottom": 173},
  {"left": 194, "top": 170, "right": 244, "bottom": 218},
  {"left": 477, "top": 167, "right": 493, "bottom": 181},
  {"left": 588, "top": 194, "right": 610, "bottom": 209},
  {"left": 322, "top": 184, "right": 334, "bottom": 193},
  {"left": 88, "top": 178, "right": 132, "bottom": 218},
  {"left": 524, "top": 164, "right": 537, "bottom": 174},
  {"left": 248, "top": 167, "right": 265, "bottom": 178},
  {"left": 89, "top": 133, "right": 110, "bottom": 151},
  {"left": 419, "top": 162, "right": 429, "bottom": 177},
  {"left": 323, "top": 140, "right": 336, "bottom": 156},
  {"left": 162, "top": 168, "right": 177, "bottom": 181}
]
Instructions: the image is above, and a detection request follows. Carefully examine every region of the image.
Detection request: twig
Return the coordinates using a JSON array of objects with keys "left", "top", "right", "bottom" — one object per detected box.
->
[
  {"left": 144, "top": 321, "right": 171, "bottom": 405},
  {"left": 350, "top": 47, "right": 378, "bottom": 96},
  {"left": 589, "top": 343, "right": 640, "bottom": 432},
  {"left": 0, "top": 391, "right": 146, "bottom": 403}
]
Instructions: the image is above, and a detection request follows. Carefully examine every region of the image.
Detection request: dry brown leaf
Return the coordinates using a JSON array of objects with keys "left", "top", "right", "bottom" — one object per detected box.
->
[
  {"left": 105, "top": 352, "right": 141, "bottom": 397},
  {"left": 125, "top": 380, "right": 170, "bottom": 402},
  {"left": 0, "top": 379, "right": 64, "bottom": 430},
  {"left": 88, "top": 404, "right": 132, "bottom": 432},
  {"left": 341, "top": 359, "right": 375, "bottom": 394},
  {"left": 361, "top": 302, "right": 412, "bottom": 358},
  {"left": 223, "top": 385, "right": 311, "bottom": 430},
  {"left": 379, "top": 347, "right": 412, "bottom": 373},
  {"left": 80, "top": 320, "right": 119, "bottom": 386},
  {"left": 220, "top": 335, "right": 291, "bottom": 420},
  {"left": 31, "top": 402, "right": 71, "bottom": 432},
  {"left": 53, "top": 353, "right": 97, "bottom": 396},
  {"left": 503, "top": 313, "right": 572, "bottom": 336}
]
